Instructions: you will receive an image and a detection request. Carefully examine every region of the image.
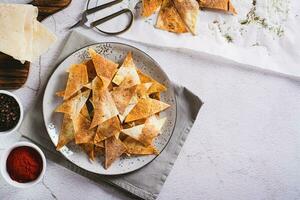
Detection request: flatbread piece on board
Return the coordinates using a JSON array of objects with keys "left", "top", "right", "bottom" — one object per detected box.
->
[
  {"left": 156, "top": 0, "right": 188, "bottom": 33},
  {"left": 199, "top": 0, "right": 237, "bottom": 14},
  {"left": 142, "top": 0, "right": 162, "bottom": 17},
  {"left": 173, "top": 0, "right": 199, "bottom": 35}
]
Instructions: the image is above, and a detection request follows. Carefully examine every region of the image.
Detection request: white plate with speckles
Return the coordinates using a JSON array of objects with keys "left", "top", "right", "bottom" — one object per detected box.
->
[{"left": 43, "top": 42, "right": 177, "bottom": 175}]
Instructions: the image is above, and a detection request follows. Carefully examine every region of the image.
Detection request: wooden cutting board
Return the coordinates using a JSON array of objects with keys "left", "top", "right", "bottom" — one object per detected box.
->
[{"left": 0, "top": 0, "right": 71, "bottom": 90}]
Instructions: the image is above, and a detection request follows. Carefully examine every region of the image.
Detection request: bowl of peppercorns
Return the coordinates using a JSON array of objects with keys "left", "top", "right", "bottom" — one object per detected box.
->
[{"left": 0, "top": 90, "right": 23, "bottom": 136}]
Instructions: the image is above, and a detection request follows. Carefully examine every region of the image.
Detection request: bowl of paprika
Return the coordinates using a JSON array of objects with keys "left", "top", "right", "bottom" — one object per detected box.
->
[{"left": 0, "top": 141, "right": 46, "bottom": 188}]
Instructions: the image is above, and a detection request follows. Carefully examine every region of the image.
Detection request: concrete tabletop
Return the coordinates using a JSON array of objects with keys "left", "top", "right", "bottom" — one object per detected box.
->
[{"left": 1, "top": 1, "right": 300, "bottom": 200}]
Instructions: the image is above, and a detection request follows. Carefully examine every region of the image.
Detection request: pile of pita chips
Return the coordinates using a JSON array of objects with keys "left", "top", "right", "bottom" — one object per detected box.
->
[
  {"left": 54, "top": 48, "right": 170, "bottom": 169},
  {"left": 142, "top": 0, "right": 236, "bottom": 35}
]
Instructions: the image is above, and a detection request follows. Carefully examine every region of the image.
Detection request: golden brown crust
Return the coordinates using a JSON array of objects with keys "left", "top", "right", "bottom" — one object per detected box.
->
[
  {"left": 142, "top": 0, "right": 162, "bottom": 17},
  {"left": 173, "top": 0, "right": 199, "bottom": 35},
  {"left": 199, "top": 0, "right": 237, "bottom": 14},
  {"left": 105, "top": 136, "right": 127, "bottom": 169},
  {"left": 156, "top": 0, "right": 188, "bottom": 33}
]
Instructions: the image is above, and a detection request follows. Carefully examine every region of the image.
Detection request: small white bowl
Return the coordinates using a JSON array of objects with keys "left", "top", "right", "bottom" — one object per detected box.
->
[
  {"left": 0, "top": 90, "right": 24, "bottom": 137},
  {"left": 0, "top": 141, "right": 47, "bottom": 188}
]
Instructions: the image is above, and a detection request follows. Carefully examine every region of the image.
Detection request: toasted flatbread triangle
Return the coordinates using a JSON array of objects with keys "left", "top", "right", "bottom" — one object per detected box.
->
[
  {"left": 118, "top": 95, "right": 139, "bottom": 123},
  {"left": 111, "top": 85, "right": 137, "bottom": 114},
  {"left": 90, "top": 89, "right": 119, "bottom": 129},
  {"left": 105, "top": 136, "right": 127, "bottom": 169},
  {"left": 136, "top": 83, "right": 152, "bottom": 98},
  {"left": 88, "top": 48, "right": 118, "bottom": 81},
  {"left": 56, "top": 114, "right": 75, "bottom": 150},
  {"left": 112, "top": 52, "right": 141, "bottom": 87},
  {"left": 123, "top": 137, "right": 158, "bottom": 155},
  {"left": 173, "top": 0, "right": 199, "bottom": 35},
  {"left": 156, "top": 0, "right": 188, "bottom": 33},
  {"left": 122, "top": 116, "right": 166, "bottom": 145},
  {"left": 199, "top": 0, "right": 237, "bottom": 14},
  {"left": 64, "top": 64, "right": 88, "bottom": 100},
  {"left": 55, "top": 90, "right": 90, "bottom": 118},
  {"left": 80, "top": 104, "right": 90, "bottom": 120},
  {"left": 137, "top": 69, "right": 166, "bottom": 94},
  {"left": 94, "top": 116, "right": 121, "bottom": 143},
  {"left": 81, "top": 143, "right": 95, "bottom": 161},
  {"left": 125, "top": 98, "right": 170, "bottom": 122},
  {"left": 142, "top": 0, "right": 162, "bottom": 17},
  {"left": 73, "top": 113, "right": 96, "bottom": 144}
]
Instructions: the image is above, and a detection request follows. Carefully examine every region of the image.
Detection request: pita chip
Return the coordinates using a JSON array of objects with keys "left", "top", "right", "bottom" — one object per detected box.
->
[
  {"left": 90, "top": 88, "right": 119, "bottom": 129},
  {"left": 94, "top": 116, "right": 121, "bottom": 143},
  {"left": 142, "top": 0, "right": 162, "bottom": 17},
  {"left": 199, "top": 0, "right": 237, "bottom": 14},
  {"left": 111, "top": 85, "right": 137, "bottom": 114},
  {"left": 55, "top": 90, "right": 90, "bottom": 119},
  {"left": 122, "top": 115, "right": 167, "bottom": 146},
  {"left": 118, "top": 95, "right": 139, "bottom": 123},
  {"left": 81, "top": 143, "right": 95, "bottom": 161},
  {"left": 112, "top": 52, "right": 141, "bottom": 87},
  {"left": 56, "top": 114, "right": 75, "bottom": 150},
  {"left": 137, "top": 69, "right": 166, "bottom": 94},
  {"left": 73, "top": 113, "right": 96, "bottom": 144},
  {"left": 88, "top": 48, "right": 118, "bottom": 81},
  {"left": 105, "top": 136, "right": 127, "bottom": 169},
  {"left": 80, "top": 104, "right": 91, "bottom": 120},
  {"left": 125, "top": 98, "right": 170, "bottom": 122},
  {"left": 136, "top": 83, "right": 152, "bottom": 98},
  {"left": 156, "top": 0, "right": 188, "bottom": 33},
  {"left": 64, "top": 64, "right": 88, "bottom": 100},
  {"left": 123, "top": 137, "right": 158, "bottom": 155},
  {"left": 173, "top": 0, "right": 199, "bottom": 35}
]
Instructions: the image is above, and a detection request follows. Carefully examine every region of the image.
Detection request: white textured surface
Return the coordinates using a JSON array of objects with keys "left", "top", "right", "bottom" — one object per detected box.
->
[{"left": 1, "top": 1, "right": 300, "bottom": 200}]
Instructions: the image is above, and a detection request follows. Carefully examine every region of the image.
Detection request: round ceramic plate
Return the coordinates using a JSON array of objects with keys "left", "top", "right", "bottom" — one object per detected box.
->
[{"left": 43, "top": 43, "right": 176, "bottom": 175}]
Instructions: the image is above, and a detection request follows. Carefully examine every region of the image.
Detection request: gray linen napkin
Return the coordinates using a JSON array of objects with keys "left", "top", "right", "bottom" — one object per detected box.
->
[{"left": 20, "top": 30, "right": 203, "bottom": 200}]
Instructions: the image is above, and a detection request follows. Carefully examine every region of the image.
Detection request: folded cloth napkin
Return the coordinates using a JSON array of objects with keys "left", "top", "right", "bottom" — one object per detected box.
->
[{"left": 20, "top": 30, "right": 203, "bottom": 200}]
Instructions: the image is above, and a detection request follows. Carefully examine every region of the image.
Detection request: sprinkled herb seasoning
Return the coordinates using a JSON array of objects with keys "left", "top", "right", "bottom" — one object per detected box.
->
[{"left": 0, "top": 94, "right": 20, "bottom": 132}]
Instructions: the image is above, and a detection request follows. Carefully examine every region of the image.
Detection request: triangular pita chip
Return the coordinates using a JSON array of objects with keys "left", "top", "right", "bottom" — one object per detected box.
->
[
  {"left": 88, "top": 48, "right": 118, "bottom": 81},
  {"left": 81, "top": 143, "right": 95, "bottom": 161},
  {"left": 111, "top": 85, "right": 137, "bottom": 114},
  {"left": 118, "top": 95, "right": 139, "bottom": 123},
  {"left": 80, "top": 104, "right": 90, "bottom": 120},
  {"left": 112, "top": 52, "right": 140, "bottom": 87},
  {"left": 156, "top": 0, "right": 188, "bottom": 33},
  {"left": 90, "top": 88, "right": 119, "bottom": 129},
  {"left": 64, "top": 64, "right": 88, "bottom": 100},
  {"left": 173, "top": 0, "right": 199, "bottom": 35},
  {"left": 73, "top": 113, "right": 96, "bottom": 144},
  {"left": 137, "top": 69, "right": 166, "bottom": 94},
  {"left": 125, "top": 98, "right": 170, "bottom": 122},
  {"left": 94, "top": 116, "right": 121, "bottom": 143},
  {"left": 142, "top": 0, "right": 162, "bottom": 17},
  {"left": 55, "top": 90, "right": 90, "bottom": 119},
  {"left": 123, "top": 137, "right": 158, "bottom": 155},
  {"left": 122, "top": 115, "right": 166, "bottom": 146},
  {"left": 56, "top": 114, "right": 75, "bottom": 150},
  {"left": 105, "top": 136, "right": 127, "bottom": 169},
  {"left": 136, "top": 83, "right": 152, "bottom": 98},
  {"left": 199, "top": 0, "right": 237, "bottom": 14}
]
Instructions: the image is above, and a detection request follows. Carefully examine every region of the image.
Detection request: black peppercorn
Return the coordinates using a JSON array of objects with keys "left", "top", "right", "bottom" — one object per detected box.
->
[{"left": 0, "top": 94, "right": 20, "bottom": 132}]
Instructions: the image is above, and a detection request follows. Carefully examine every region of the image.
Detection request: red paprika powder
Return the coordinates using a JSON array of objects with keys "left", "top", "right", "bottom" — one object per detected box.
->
[{"left": 6, "top": 146, "right": 43, "bottom": 183}]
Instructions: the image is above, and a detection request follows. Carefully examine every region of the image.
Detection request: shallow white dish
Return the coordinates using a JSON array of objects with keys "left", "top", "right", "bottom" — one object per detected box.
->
[
  {"left": 0, "top": 141, "right": 46, "bottom": 188},
  {"left": 43, "top": 42, "right": 176, "bottom": 175}
]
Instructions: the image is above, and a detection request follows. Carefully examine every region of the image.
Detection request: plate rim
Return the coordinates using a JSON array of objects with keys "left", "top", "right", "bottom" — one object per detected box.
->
[{"left": 42, "top": 42, "right": 177, "bottom": 175}]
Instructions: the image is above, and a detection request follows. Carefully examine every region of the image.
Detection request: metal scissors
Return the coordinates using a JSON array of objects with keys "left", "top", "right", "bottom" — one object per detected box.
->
[{"left": 69, "top": 0, "right": 133, "bottom": 35}]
